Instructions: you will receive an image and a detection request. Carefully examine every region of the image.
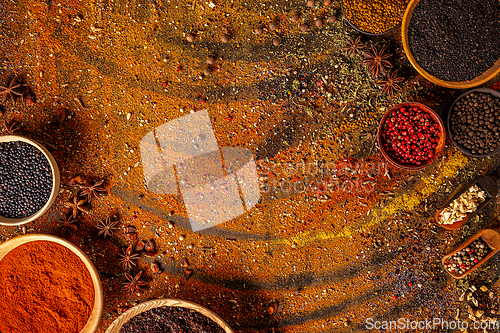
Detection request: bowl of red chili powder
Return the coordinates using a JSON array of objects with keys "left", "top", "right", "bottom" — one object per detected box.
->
[
  {"left": 377, "top": 102, "right": 446, "bottom": 170},
  {"left": 105, "top": 298, "right": 234, "bottom": 333},
  {"left": 0, "top": 234, "right": 103, "bottom": 333}
]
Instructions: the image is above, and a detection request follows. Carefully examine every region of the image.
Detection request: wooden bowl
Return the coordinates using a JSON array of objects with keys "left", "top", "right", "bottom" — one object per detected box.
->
[
  {"left": 0, "top": 135, "right": 61, "bottom": 226},
  {"left": 435, "top": 176, "right": 498, "bottom": 230},
  {"left": 105, "top": 298, "right": 234, "bottom": 333},
  {"left": 0, "top": 234, "right": 103, "bottom": 333},
  {"left": 401, "top": 0, "right": 500, "bottom": 89},
  {"left": 442, "top": 229, "right": 500, "bottom": 279},
  {"left": 377, "top": 102, "right": 446, "bottom": 170},
  {"left": 447, "top": 88, "right": 500, "bottom": 157}
]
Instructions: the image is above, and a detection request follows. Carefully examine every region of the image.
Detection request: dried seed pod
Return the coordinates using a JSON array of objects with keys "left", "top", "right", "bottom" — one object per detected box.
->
[
  {"left": 134, "top": 240, "right": 145, "bottom": 252},
  {"left": 268, "top": 302, "right": 278, "bottom": 315},
  {"left": 184, "top": 268, "right": 194, "bottom": 280},
  {"left": 306, "top": 0, "right": 314, "bottom": 7},
  {"left": 186, "top": 34, "right": 195, "bottom": 42},
  {"left": 268, "top": 22, "right": 277, "bottom": 31},
  {"left": 125, "top": 232, "right": 137, "bottom": 241},
  {"left": 145, "top": 239, "right": 156, "bottom": 256},
  {"left": 151, "top": 262, "right": 161, "bottom": 274},
  {"left": 290, "top": 14, "right": 299, "bottom": 22},
  {"left": 123, "top": 225, "right": 137, "bottom": 234},
  {"left": 204, "top": 67, "right": 213, "bottom": 76},
  {"left": 206, "top": 57, "right": 215, "bottom": 65},
  {"left": 220, "top": 34, "right": 229, "bottom": 43},
  {"left": 273, "top": 38, "right": 280, "bottom": 46},
  {"left": 315, "top": 18, "right": 323, "bottom": 27},
  {"left": 300, "top": 24, "right": 309, "bottom": 32},
  {"left": 181, "top": 258, "right": 190, "bottom": 268}
]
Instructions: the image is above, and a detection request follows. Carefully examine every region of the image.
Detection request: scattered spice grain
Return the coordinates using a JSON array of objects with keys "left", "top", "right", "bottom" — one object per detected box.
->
[{"left": 0, "top": 240, "right": 94, "bottom": 333}]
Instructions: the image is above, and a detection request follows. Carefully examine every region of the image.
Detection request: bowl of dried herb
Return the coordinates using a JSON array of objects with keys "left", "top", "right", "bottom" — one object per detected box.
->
[
  {"left": 402, "top": 0, "right": 500, "bottom": 88},
  {"left": 105, "top": 298, "right": 234, "bottom": 333},
  {"left": 0, "top": 135, "right": 61, "bottom": 226},
  {"left": 341, "top": 0, "right": 408, "bottom": 36},
  {"left": 0, "top": 234, "right": 103, "bottom": 333}
]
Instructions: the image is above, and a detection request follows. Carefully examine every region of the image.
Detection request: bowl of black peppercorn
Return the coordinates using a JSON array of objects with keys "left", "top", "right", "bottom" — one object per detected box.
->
[
  {"left": 0, "top": 135, "right": 60, "bottom": 226},
  {"left": 448, "top": 88, "right": 500, "bottom": 157}
]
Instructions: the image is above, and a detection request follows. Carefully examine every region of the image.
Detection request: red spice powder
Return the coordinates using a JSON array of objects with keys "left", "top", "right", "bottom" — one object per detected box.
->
[{"left": 0, "top": 240, "right": 95, "bottom": 333}]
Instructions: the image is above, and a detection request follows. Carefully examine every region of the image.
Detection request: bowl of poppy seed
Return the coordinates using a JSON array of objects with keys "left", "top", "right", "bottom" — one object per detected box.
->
[
  {"left": 0, "top": 135, "right": 60, "bottom": 225},
  {"left": 105, "top": 298, "right": 234, "bottom": 333},
  {"left": 402, "top": 0, "right": 500, "bottom": 89},
  {"left": 448, "top": 89, "right": 500, "bottom": 157},
  {"left": 378, "top": 102, "right": 446, "bottom": 170}
]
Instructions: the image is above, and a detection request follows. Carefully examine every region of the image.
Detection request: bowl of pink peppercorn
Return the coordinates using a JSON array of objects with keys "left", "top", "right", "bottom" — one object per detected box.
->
[{"left": 377, "top": 102, "right": 446, "bottom": 170}]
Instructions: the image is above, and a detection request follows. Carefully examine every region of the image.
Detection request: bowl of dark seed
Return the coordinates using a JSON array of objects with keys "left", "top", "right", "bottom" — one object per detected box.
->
[
  {"left": 0, "top": 135, "right": 60, "bottom": 226},
  {"left": 402, "top": 0, "right": 500, "bottom": 88},
  {"left": 442, "top": 229, "right": 500, "bottom": 279},
  {"left": 105, "top": 298, "right": 234, "bottom": 333},
  {"left": 448, "top": 89, "right": 500, "bottom": 157}
]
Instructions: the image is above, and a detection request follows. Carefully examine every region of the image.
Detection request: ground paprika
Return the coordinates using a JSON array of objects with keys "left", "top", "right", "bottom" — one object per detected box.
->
[{"left": 0, "top": 240, "right": 94, "bottom": 333}]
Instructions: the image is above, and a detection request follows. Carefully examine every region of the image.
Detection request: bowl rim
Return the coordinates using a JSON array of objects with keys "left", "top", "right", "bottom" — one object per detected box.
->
[
  {"left": 0, "top": 135, "right": 61, "bottom": 226},
  {"left": 447, "top": 88, "right": 500, "bottom": 157},
  {"left": 0, "top": 234, "right": 103, "bottom": 333},
  {"left": 401, "top": 0, "right": 500, "bottom": 89},
  {"left": 105, "top": 298, "right": 235, "bottom": 333},
  {"left": 340, "top": 0, "right": 406, "bottom": 36},
  {"left": 377, "top": 102, "right": 446, "bottom": 170}
]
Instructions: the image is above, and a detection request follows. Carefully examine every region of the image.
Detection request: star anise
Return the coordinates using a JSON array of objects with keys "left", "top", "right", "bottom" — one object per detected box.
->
[
  {"left": 0, "top": 77, "right": 23, "bottom": 103},
  {"left": 96, "top": 215, "right": 120, "bottom": 238},
  {"left": 376, "top": 70, "right": 404, "bottom": 98},
  {"left": 79, "top": 179, "right": 107, "bottom": 202},
  {"left": 64, "top": 196, "right": 90, "bottom": 218},
  {"left": 123, "top": 270, "right": 148, "bottom": 295},
  {"left": 2, "top": 120, "right": 19, "bottom": 135},
  {"left": 362, "top": 44, "right": 393, "bottom": 78},
  {"left": 343, "top": 36, "right": 365, "bottom": 57},
  {"left": 59, "top": 213, "right": 78, "bottom": 235},
  {"left": 118, "top": 244, "right": 140, "bottom": 270}
]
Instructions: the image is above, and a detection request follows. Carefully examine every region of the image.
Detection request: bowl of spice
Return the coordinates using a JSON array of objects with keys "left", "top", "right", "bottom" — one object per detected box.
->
[
  {"left": 435, "top": 176, "right": 497, "bottom": 230},
  {"left": 448, "top": 88, "right": 500, "bottom": 157},
  {"left": 442, "top": 228, "right": 500, "bottom": 279},
  {"left": 402, "top": 0, "right": 500, "bottom": 89},
  {"left": 377, "top": 102, "right": 446, "bottom": 170},
  {"left": 0, "top": 135, "right": 60, "bottom": 226},
  {"left": 105, "top": 298, "right": 234, "bottom": 333},
  {"left": 0, "top": 234, "right": 103, "bottom": 333},
  {"left": 341, "top": 0, "right": 408, "bottom": 35}
]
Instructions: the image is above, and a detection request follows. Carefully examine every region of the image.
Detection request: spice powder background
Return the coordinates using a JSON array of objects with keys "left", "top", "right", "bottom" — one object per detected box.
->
[{"left": 1, "top": 0, "right": 500, "bottom": 332}]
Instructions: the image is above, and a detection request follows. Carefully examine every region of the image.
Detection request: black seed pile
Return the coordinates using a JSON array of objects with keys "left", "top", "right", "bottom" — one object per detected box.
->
[
  {"left": 446, "top": 237, "right": 491, "bottom": 275},
  {"left": 408, "top": 0, "right": 500, "bottom": 82},
  {"left": 449, "top": 92, "right": 500, "bottom": 155},
  {"left": 119, "top": 306, "right": 225, "bottom": 333},
  {"left": 0, "top": 141, "right": 53, "bottom": 219}
]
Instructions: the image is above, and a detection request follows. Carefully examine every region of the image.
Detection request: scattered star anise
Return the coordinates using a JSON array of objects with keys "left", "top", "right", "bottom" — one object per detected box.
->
[
  {"left": 118, "top": 244, "right": 140, "bottom": 270},
  {"left": 2, "top": 120, "right": 19, "bottom": 135},
  {"left": 0, "top": 77, "right": 23, "bottom": 103},
  {"left": 59, "top": 213, "right": 78, "bottom": 235},
  {"left": 376, "top": 70, "right": 404, "bottom": 98},
  {"left": 122, "top": 270, "right": 148, "bottom": 295},
  {"left": 343, "top": 36, "right": 365, "bottom": 57},
  {"left": 79, "top": 179, "right": 107, "bottom": 202},
  {"left": 64, "top": 196, "right": 90, "bottom": 218},
  {"left": 362, "top": 44, "right": 393, "bottom": 78},
  {"left": 96, "top": 215, "right": 120, "bottom": 238}
]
